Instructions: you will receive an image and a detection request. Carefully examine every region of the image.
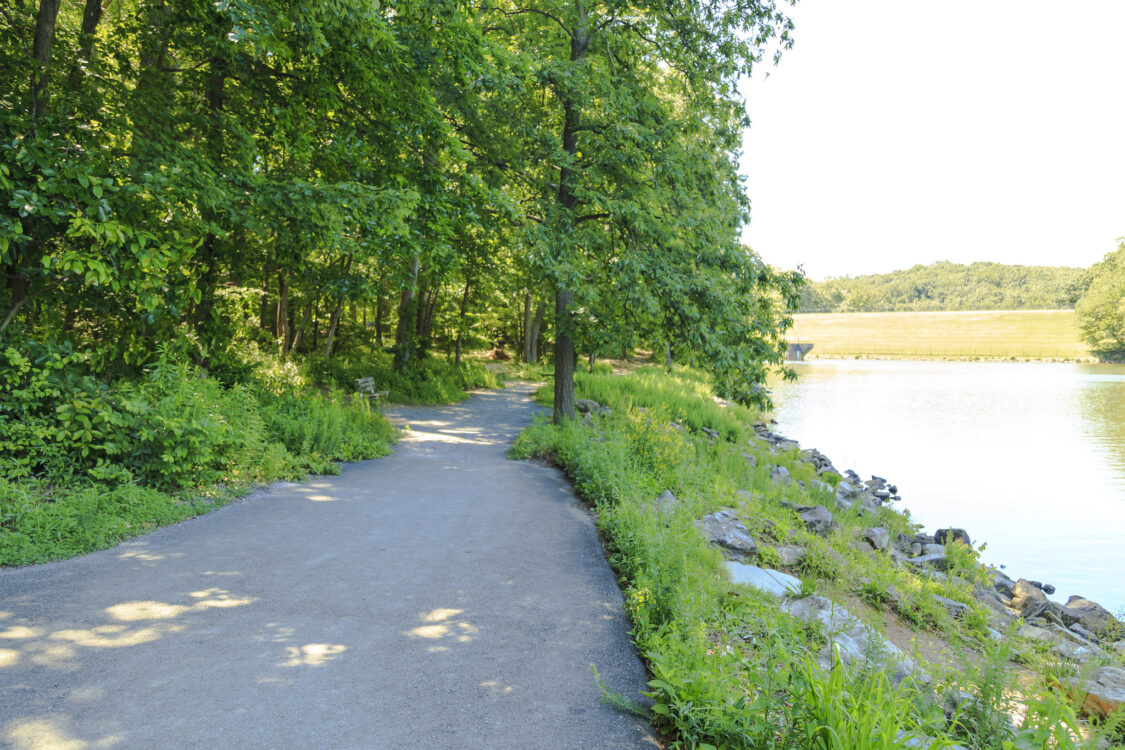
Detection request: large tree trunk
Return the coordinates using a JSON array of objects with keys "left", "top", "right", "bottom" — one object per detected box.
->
[
  {"left": 30, "top": 0, "right": 63, "bottom": 121},
  {"left": 552, "top": 288, "right": 576, "bottom": 422},
  {"left": 551, "top": 3, "right": 589, "bottom": 422}
]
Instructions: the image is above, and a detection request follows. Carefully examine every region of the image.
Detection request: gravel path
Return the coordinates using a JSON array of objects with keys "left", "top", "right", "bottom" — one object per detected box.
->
[{"left": 0, "top": 382, "right": 656, "bottom": 749}]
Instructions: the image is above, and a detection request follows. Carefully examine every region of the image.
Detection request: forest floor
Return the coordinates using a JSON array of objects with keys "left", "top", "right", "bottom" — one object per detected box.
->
[{"left": 0, "top": 383, "right": 656, "bottom": 749}]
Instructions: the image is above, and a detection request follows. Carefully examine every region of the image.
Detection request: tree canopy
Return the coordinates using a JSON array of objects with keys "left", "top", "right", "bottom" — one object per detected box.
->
[
  {"left": 798, "top": 262, "right": 1089, "bottom": 314},
  {"left": 1, "top": 0, "right": 802, "bottom": 417}
]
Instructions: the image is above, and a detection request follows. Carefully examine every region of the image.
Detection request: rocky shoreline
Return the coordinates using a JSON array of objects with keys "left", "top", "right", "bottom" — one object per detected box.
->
[
  {"left": 574, "top": 395, "right": 1125, "bottom": 730},
  {"left": 714, "top": 419, "right": 1124, "bottom": 729}
]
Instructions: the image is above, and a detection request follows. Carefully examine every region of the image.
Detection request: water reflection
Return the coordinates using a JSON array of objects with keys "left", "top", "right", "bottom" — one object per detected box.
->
[{"left": 769, "top": 360, "right": 1125, "bottom": 614}]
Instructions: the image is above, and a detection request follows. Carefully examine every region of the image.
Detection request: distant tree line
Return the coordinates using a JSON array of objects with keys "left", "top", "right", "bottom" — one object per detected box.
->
[{"left": 798, "top": 262, "right": 1090, "bottom": 313}]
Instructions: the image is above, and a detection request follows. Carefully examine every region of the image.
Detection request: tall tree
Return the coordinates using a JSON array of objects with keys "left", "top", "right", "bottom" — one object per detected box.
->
[{"left": 479, "top": 0, "right": 798, "bottom": 421}]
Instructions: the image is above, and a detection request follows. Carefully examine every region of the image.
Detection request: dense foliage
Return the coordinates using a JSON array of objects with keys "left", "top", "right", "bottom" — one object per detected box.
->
[
  {"left": 1, "top": 0, "right": 802, "bottom": 423},
  {"left": 1075, "top": 240, "right": 1125, "bottom": 361},
  {"left": 799, "top": 262, "right": 1089, "bottom": 313}
]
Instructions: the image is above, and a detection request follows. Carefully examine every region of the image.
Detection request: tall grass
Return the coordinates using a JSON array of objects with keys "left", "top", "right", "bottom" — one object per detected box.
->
[{"left": 511, "top": 366, "right": 1107, "bottom": 749}]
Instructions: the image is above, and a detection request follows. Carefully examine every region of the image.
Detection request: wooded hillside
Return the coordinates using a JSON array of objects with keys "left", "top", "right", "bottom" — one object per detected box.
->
[{"left": 799, "top": 262, "right": 1088, "bottom": 313}]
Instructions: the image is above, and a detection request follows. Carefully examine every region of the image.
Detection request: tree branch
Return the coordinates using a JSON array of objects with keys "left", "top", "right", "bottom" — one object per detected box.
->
[{"left": 479, "top": 5, "right": 574, "bottom": 39}]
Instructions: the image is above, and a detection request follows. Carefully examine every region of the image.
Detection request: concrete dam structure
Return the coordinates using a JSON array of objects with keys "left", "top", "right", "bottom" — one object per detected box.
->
[{"left": 787, "top": 342, "right": 814, "bottom": 361}]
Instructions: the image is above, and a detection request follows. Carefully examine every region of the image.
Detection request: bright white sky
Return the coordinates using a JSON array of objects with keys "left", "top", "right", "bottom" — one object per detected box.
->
[{"left": 739, "top": 1, "right": 1125, "bottom": 281}]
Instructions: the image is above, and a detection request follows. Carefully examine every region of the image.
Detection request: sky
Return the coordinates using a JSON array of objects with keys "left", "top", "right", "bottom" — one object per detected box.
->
[{"left": 739, "top": 1, "right": 1125, "bottom": 281}]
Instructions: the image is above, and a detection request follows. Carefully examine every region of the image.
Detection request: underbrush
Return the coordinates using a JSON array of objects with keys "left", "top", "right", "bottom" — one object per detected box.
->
[
  {"left": 0, "top": 342, "right": 398, "bottom": 566},
  {"left": 511, "top": 368, "right": 1116, "bottom": 749},
  {"left": 300, "top": 349, "right": 501, "bottom": 404}
]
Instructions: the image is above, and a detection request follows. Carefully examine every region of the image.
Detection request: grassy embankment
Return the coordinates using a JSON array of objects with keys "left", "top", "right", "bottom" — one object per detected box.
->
[
  {"left": 0, "top": 345, "right": 500, "bottom": 566},
  {"left": 511, "top": 366, "right": 1123, "bottom": 749},
  {"left": 788, "top": 310, "right": 1090, "bottom": 360}
]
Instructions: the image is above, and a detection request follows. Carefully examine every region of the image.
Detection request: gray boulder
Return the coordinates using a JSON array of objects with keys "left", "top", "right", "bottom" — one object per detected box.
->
[
  {"left": 574, "top": 398, "right": 611, "bottom": 417},
  {"left": 988, "top": 568, "right": 1016, "bottom": 597},
  {"left": 797, "top": 505, "right": 835, "bottom": 537},
  {"left": 696, "top": 510, "right": 758, "bottom": 561},
  {"left": 782, "top": 595, "right": 924, "bottom": 687},
  {"left": 932, "top": 595, "right": 970, "bottom": 620},
  {"left": 770, "top": 465, "right": 790, "bottom": 483},
  {"left": 652, "top": 490, "right": 679, "bottom": 515},
  {"left": 742, "top": 453, "right": 758, "bottom": 468},
  {"left": 905, "top": 553, "right": 948, "bottom": 572},
  {"left": 773, "top": 545, "right": 808, "bottom": 566},
  {"left": 934, "top": 528, "right": 971, "bottom": 546},
  {"left": 862, "top": 527, "right": 890, "bottom": 551},
  {"left": 725, "top": 562, "right": 802, "bottom": 599}
]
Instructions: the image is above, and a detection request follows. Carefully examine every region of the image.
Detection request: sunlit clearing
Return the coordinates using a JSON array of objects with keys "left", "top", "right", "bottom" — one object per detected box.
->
[
  {"left": 104, "top": 601, "right": 188, "bottom": 622},
  {"left": 0, "top": 626, "right": 43, "bottom": 639},
  {"left": 421, "top": 608, "right": 463, "bottom": 623},
  {"left": 0, "top": 648, "right": 19, "bottom": 668},
  {"left": 0, "top": 611, "right": 12, "bottom": 620},
  {"left": 427, "top": 646, "right": 450, "bottom": 653},
  {"left": 306, "top": 495, "right": 335, "bottom": 502},
  {"left": 281, "top": 643, "right": 347, "bottom": 667}
]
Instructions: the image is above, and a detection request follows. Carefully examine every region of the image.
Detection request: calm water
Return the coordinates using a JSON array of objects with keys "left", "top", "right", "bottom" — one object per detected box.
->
[{"left": 769, "top": 360, "right": 1125, "bottom": 614}]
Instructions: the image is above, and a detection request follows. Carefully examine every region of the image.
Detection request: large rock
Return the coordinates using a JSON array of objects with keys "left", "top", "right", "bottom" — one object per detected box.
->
[
  {"left": 988, "top": 568, "right": 1016, "bottom": 597},
  {"left": 834, "top": 481, "right": 859, "bottom": 506},
  {"left": 934, "top": 528, "right": 971, "bottom": 546},
  {"left": 1010, "top": 579, "right": 1050, "bottom": 618},
  {"left": 770, "top": 465, "right": 790, "bottom": 483},
  {"left": 774, "top": 545, "right": 808, "bottom": 566},
  {"left": 574, "top": 398, "right": 611, "bottom": 417},
  {"left": 905, "top": 553, "right": 948, "bottom": 572},
  {"left": 725, "top": 562, "right": 802, "bottom": 599},
  {"left": 651, "top": 490, "right": 679, "bottom": 515},
  {"left": 862, "top": 527, "right": 890, "bottom": 551},
  {"left": 933, "top": 595, "right": 970, "bottom": 620},
  {"left": 797, "top": 505, "right": 835, "bottom": 537},
  {"left": 696, "top": 510, "right": 758, "bottom": 561},
  {"left": 1064, "top": 596, "right": 1121, "bottom": 639},
  {"left": 1073, "top": 667, "right": 1125, "bottom": 719},
  {"left": 781, "top": 596, "right": 924, "bottom": 686}
]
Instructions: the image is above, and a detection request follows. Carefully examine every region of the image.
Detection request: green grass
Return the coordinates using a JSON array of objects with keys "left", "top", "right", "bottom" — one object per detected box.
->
[
  {"left": 788, "top": 310, "right": 1090, "bottom": 360},
  {"left": 512, "top": 366, "right": 1118, "bottom": 748}
]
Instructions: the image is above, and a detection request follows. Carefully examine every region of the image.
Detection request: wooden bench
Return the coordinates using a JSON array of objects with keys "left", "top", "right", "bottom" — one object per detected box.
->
[{"left": 355, "top": 377, "right": 390, "bottom": 411}]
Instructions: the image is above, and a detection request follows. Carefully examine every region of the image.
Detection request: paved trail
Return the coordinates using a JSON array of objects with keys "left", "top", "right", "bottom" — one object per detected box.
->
[{"left": 0, "top": 383, "right": 656, "bottom": 749}]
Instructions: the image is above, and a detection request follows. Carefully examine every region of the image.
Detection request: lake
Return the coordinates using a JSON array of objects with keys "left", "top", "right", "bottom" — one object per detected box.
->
[{"left": 769, "top": 359, "right": 1125, "bottom": 615}]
